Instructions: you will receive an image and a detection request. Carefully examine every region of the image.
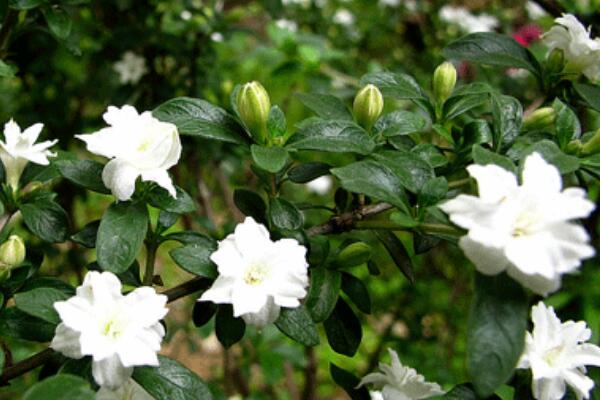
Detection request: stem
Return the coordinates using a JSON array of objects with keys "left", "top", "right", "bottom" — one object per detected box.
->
[
  {"left": 419, "top": 223, "right": 463, "bottom": 236},
  {"left": 447, "top": 177, "right": 472, "bottom": 189},
  {"left": 307, "top": 202, "right": 393, "bottom": 236},
  {"left": 0, "top": 9, "right": 18, "bottom": 56},
  {"left": 143, "top": 241, "right": 157, "bottom": 286}
]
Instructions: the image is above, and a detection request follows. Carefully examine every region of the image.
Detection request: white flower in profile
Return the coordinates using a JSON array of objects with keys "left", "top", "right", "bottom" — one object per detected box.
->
[
  {"left": 440, "top": 152, "right": 595, "bottom": 296},
  {"left": 439, "top": 5, "right": 498, "bottom": 33},
  {"left": 306, "top": 175, "right": 333, "bottom": 195},
  {"left": 199, "top": 217, "right": 309, "bottom": 328},
  {"left": 76, "top": 105, "right": 181, "bottom": 201},
  {"left": 358, "top": 349, "right": 444, "bottom": 399},
  {"left": 113, "top": 52, "right": 147, "bottom": 85},
  {"left": 50, "top": 271, "right": 168, "bottom": 389},
  {"left": 0, "top": 119, "right": 57, "bottom": 189},
  {"left": 96, "top": 378, "right": 153, "bottom": 400},
  {"left": 543, "top": 14, "right": 600, "bottom": 81},
  {"left": 518, "top": 301, "right": 600, "bottom": 400}
]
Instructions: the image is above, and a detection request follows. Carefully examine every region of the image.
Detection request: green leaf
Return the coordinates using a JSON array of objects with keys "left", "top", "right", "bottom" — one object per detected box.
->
[
  {"left": 215, "top": 304, "right": 245, "bottom": 348},
  {"left": 9, "top": 0, "right": 44, "bottom": 10},
  {"left": 372, "top": 150, "right": 434, "bottom": 193},
  {"left": 70, "top": 220, "right": 99, "bottom": 248},
  {"left": 305, "top": 267, "right": 342, "bottom": 322},
  {"left": 462, "top": 119, "right": 493, "bottom": 148},
  {"left": 0, "top": 59, "right": 17, "bottom": 77},
  {"left": 472, "top": 144, "right": 516, "bottom": 173},
  {"left": 269, "top": 197, "right": 303, "bottom": 230},
  {"left": 24, "top": 374, "right": 95, "bottom": 400},
  {"left": 330, "top": 364, "right": 370, "bottom": 400},
  {"left": 42, "top": 5, "right": 72, "bottom": 40},
  {"left": 553, "top": 98, "right": 581, "bottom": 149},
  {"left": 341, "top": 272, "right": 371, "bottom": 314},
  {"left": 324, "top": 298, "right": 362, "bottom": 356},
  {"left": 275, "top": 305, "right": 320, "bottom": 346},
  {"left": 412, "top": 144, "right": 448, "bottom": 168},
  {"left": 374, "top": 110, "right": 426, "bottom": 137},
  {"left": 170, "top": 238, "right": 218, "bottom": 279},
  {"left": 374, "top": 230, "right": 414, "bottom": 283},
  {"left": 153, "top": 97, "right": 246, "bottom": 144},
  {"left": 442, "top": 384, "right": 479, "bottom": 399},
  {"left": 331, "top": 160, "right": 409, "bottom": 213},
  {"left": 296, "top": 92, "right": 353, "bottom": 120},
  {"left": 468, "top": 273, "right": 528, "bottom": 397},
  {"left": 267, "top": 105, "right": 287, "bottom": 137},
  {"left": 234, "top": 189, "right": 267, "bottom": 224},
  {"left": 418, "top": 176, "right": 448, "bottom": 207},
  {"left": 251, "top": 144, "right": 289, "bottom": 173},
  {"left": 96, "top": 201, "right": 148, "bottom": 274},
  {"left": 0, "top": 307, "right": 56, "bottom": 342},
  {"left": 21, "top": 199, "right": 69, "bottom": 243},
  {"left": 14, "top": 287, "right": 70, "bottom": 324},
  {"left": 360, "top": 71, "right": 427, "bottom": 100},
  {"left": 335, "top": 242, "right": 372, "bottom": 268},
  {"left": 491, "top": 93, "right": 522, "bottom": 149},
  {"left": 443, "top": 84, "right": 490, "bottom": 121},
  {"left": 520, "top": 140, "right": 580, "bottom": 174},
  {"left": 573, "top": 82, "right": 600, "bottom": 113},
  {"left": 288, "top": 162, "right": 331, "bottom": 183},
  {"left": 55, "top": 159, "right": 109, "bottom": 193},
  {"left": 133, "top": 355, "right": 213, "bottom": 400},
  {"left": 157, "top": 210, "right": 179, "bottom": 233},
  {"left": 443, "top": 32, "right": 541, "bottom": 76},
  {"left": 287, "top": 119, "right": 375, "bottom": 155},
  {"left": 148, "top": 185, "right": 196, "bottom": 214},
  {"left": 192, "top": 301, "right": 218, "bottom": 328}
]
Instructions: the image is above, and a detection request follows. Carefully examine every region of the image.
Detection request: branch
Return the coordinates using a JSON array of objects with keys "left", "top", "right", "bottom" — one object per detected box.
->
[{"left": 307, "top": 202, "right": 393, "bottom": 236}]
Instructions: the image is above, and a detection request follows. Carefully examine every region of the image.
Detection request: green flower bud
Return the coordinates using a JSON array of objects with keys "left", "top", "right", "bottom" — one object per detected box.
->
[
  {"left": 581, "top": 128, "right": 600, "bottom": 156},
  {"left": 565, "top": 139, "right": 583, "bottom": 155},
  {"left": 432, "top": 62, "right": 457, "bottom": 104},
  {"left": 353, "top": 84, "right": 384, "bottom": 131},
  {"left": 0, "top": 235, "right": 26, "bottom": 268},
  {"left": 236, "top": 81, "right": 271, "bottom": 144},
  {"left": 523, "top": 107, "right": 556, "bottom": 130},
  {"left": 546, "top": 48, "right": 565, "bottom": 74},
  {"left": 335, "top": 242, "right": 372, "bottom": 268}
]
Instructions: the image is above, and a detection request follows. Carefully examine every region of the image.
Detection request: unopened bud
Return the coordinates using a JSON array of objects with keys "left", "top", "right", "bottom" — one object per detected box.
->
[
  {"left": 336, "top": 242, "right": 372, "bottom": 268},
  {"left": 581, "top": 128, "right": 600, "bottom": 156},
  {"left": 546, "top": 48, "right": 565, "bottom": 74},
  {"left": 353, "top": 84, "right": 384, "bottom": 131},
  {"left": 0, "top": 235, "right": 26, "bottom": 268},
  {"left": 432, "top": 62, "right": 457, "bottom": 104},
  {"left": 236, "top": 81, "right": 271, "bottom": 144},
  {"left": 565, "top": 139, "right": 583, "bottom": 155},
  {"left": 523, "top": 107, "right": 556, "bottom": 130}
]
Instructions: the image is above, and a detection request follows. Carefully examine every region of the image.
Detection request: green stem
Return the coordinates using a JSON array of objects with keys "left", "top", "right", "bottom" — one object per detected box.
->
[
  {"left": 419, "top": 223, "right": 463, "bottom": 236},
  {"left": 447, "top": 177, "right": 472, "bottom": 189},
  {"left": 143, "top": 241, "right": 157, "bottom": 286}
]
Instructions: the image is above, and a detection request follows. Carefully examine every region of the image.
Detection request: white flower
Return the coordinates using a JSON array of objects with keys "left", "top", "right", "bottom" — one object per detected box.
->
[
  {"left": 306, "top": 175, "right": 333, "bottom": 195},
  {"left": 275, "top": 19, "right": 298, "bottom": 32},
  {"left": 358, "top": 349, "right": 444, "bottom": 399},
  {"left": 439, "top": 5, "right": 499, "bottom": 33},
  {"left": 180, "top": 10, "right": 192, "bottom": 21},
  {"left": 526, "top": 1, "right": 547, "bottom": 20},
  {"left": 440, "top": 153, "right": 595, "bottom": 296},
  {"left": 370, "top": 391, "right": 384, "bottom": 400},
  {"left": 211, "top": 32, "right": 224, "bottom": 42},
  {"left": 50, "top": 271, "right": 168, "bottom": 389},
  {"left": 0, "top": 119, "right": 57, "bottom": 189},
  {"left": 333, "top": 9, "right": 355, "bottom": 26},
  {"left": 543, "top": 14, "right": 600, "bottom": 81},
  {"left": 199, "top": 217, "right": 309, "bottom": 328},
  {"left": 518, "top": 302, "right": 600, "bottom": 400},
  {"left": 113, "top": 52, "right": 147, "bottom": 85},
  {"left": 76, "top": 105, "right": 181, "bottom": 201},
  {"left": 96, "top": 378, "right": 153, "bottom": 400}
]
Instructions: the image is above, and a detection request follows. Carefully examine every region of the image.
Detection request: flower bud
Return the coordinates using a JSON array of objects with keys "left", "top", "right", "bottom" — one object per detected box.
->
[
  {"left": 353, "top": 84, "right": 384, "bottom": 131},
  {"left": 546, "top": 48, "right": 565, "bottom": 74},
  {"left": 523, "top": 107, "right": 556, "bottom": 130},
  {"left": 236, "top": 81, "right": 271, "bottom": 144},
  {"left": 432, "top": 62, "right": 457, "bottom": 104},
  {"left": 581, "top": 129, "right": 600, "bottom": 156},
  {"left": 0, "top": 235, "right": 26, "bottom": 268}
]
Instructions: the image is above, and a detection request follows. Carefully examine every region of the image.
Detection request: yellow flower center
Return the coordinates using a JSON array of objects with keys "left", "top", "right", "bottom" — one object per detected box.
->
[
  {"left": 137, "top": 139, "right": 152, "bottom": 152},
  {"left": 244, "top": 264, "right": 268, "bottom": 286},
  {"left": 512, "top": 212, "right": 537, "bottom": 237},
  {"left": 543, "top": 345, "right": 565, "bottom": 367},
  {"left": 100, "top": 316, "right": 125, "bottom": 340}
]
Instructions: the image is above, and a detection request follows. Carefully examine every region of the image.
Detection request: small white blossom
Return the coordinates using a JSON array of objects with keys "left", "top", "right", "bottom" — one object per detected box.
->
[
  {"left": 199, "top": 217, "right": 309, "bottom": 328},
  {"left": 77, "top": 105, "right": 181, "bottom": 201},
  {"left": 543, "top": 14, "right": 600, "bottom": 81},
  {"left": 306, "top": 176, "right": 333, "bottom": 195},
  {"left": 518, "top": 302, "right": 600, "bottom": 400},
  {"left": 211, "top": 32, "right": 224, "bottom": 42},
  {"left": 358, "top": 349, "right": 444, "bottom": 399},
  {"left": 96, "top": 378, "right": 153, "bottom": 400},
  {"left": 180, "top": 10, "right": 192, "bottom": 21},
  {"left": 0, "top": 119, "right": 57, "bottom": 189},
  {"left": 526, "top": 1, "right": 547, "bottom": 20},
  {"left": 275, "top": 19, "right": 298, "bottom": 32},
  {"left": 50, "top": 271, "right": 168, "bottom": 389},
  {"left": 379, "top": 0, "right": 400, "bottom": 7},
  {"left": 439, "top": 5, "right": 499, "bottom": 33},
  {"left": 440, "top": 153, "right": 595, "bottom": 296},
  {"left": 333, "top": 9, "right": 355, "bottom": 26},
  {"left": 113, "top": 52, "right": 147, "bottom": 85}
]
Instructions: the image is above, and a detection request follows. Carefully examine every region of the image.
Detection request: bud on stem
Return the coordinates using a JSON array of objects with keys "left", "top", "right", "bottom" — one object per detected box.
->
[
  {"left": 432, "top": 62, "right": 457, "bottom": 105},
  {"left": 581, "top": 128, "right": 600, "bottom": 156},
  {"left": 236, "top": 81, "right": 271, "bottom": 144},
  {"left": 0, "top": 234, "right": 25, "bottom": 273},
  {"left": 546, "top": 48, "right": 565, "bottom": 74},
  {"left": 523, "top": 107, "right": 556, "bottom": 130},
  {"left": 353, "top": 84, "right": 384, "bottom": 131}
]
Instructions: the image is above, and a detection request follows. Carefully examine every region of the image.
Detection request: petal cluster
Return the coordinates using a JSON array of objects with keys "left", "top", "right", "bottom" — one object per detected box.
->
[
  {"left": 199, "top": 217, "right": 309, "bottom": 327},
  {"left": 439, "top": 5, "right": 499, "bottom": 33},
  {"left": 50, "top": 271, "right": 168, "bottom": 389},
  {"left": 77, "top": 105, "right": 181, "bottom": 201},
  {"left": 358, "top": 349, "right": 444, "bottom": 399},
  {"left": 518, "top": 302, "right": 600, "bottom": 400},
  {"left": 440, "top": 153, "right": 595, "bottom": 296},
  {"left": 113, "top": 52, "right": 147, "bottom": 85},
  {"left": 543, "top": 14, "right": 600, "bottom": 81}
]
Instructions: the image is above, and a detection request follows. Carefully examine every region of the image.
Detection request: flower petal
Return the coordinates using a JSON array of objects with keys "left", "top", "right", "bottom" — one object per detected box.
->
[
  {"left": 467, "top": 163, "right": 518, "bottom": 203},
  {"left": 102, "top": 158, "right": 140, "bottom": 201},
  {"left": 458, "top": 236, "right": 509, "bottom": 275},
  {"left": 122, "top": 287, "right": 168, "bottom": 328},
  {"left": 522, "top": 153, "right": 562, "bottom": 194},
  {"left": 50, "top": 323, "right": 83, "bottom": 359},
  {"left": 140, "top": 169, "right": 176, "bottom": 198},
  {"left": 199, "top": 276, "right": 235, "bottom": 304},
  {"left": 92, "top": 353, "right": 134, "bottom": 390}
]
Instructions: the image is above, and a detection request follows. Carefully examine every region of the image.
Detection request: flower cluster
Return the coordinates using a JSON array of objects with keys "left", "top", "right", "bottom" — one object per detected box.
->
[{"left": 439, "top": 5, "right": 499, "bottom": 33}]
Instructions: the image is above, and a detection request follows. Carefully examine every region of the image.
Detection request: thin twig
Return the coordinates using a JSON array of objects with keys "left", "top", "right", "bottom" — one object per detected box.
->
[{"left": 307, "top": 202, "right": 393, "bottom": 236}]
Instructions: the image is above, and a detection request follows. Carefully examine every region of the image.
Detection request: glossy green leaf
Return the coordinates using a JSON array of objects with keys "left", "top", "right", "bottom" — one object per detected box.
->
[
  {"left": 296, "top": 92, "right": 352, "bottom": 120},
  {"left": 472, "top": 144, "right": 516, "bottom": 173},
  {"left": 56, "top": 159, "right": 109, "bottom": 193},
  {"left": 21, "top": 199, "right": 69, "bottom": 243},
  {"left": 269, "top": 197, "right": 303, "bottom": 230},
  {"left": 170, "top": 237, "right": 217, "bottom": 279},
  {"left": 374, "top": 230, "right": 414, "bottom": 283},
  {"left": 233, "top": 189, "right": 267, "bottom": 224},
  {"left": 288, "top": 162, "right": 331, "bottom": 183},
  {"left": 341, "top": 272, "right": 371, "bottom": 314},
  {"left": 267, "top": 105, "right": 287, "bottom": 137},
  {"left": 24, "top": 374, "right": 95, "bottom": 400},
  {"left": 305, "top": 267, "right": 342, "bottom": 322},
  {"left": 0, "top": 307, "right": 56, "bottom": 342},
  {"left": 251, "top": 144, "right": 289, "bottom": 173},
  {"left": 42, "top": 6, "right": 72, "bottom": 40},
  {"left": 372, "top": 150, "right": 434, "bottom": 193},
  {"left": 411, "top": 144, "right": 448, "bottom": 168},
  {"left": 287, "top": 119, "right": 375, "bottom": 155},
  {"left": 275, "top": 305, "right": 320, "bottom": 346},
  {"left": 330, "top": 364, "right": 370, "bottom": 400},
  {"left": 360, "top": 71, "right": 427, "bottom": 100},
  {"left": 14, "top": 287, "right": 70, "bottom": 324},
  {"left": 491, "top": 93, "right": 522, "bottom": 148},
  {"left": 70, "top": 220, "right": 99, "bottom": 248},
  {"left": 0, "top": 59, "right": 17, "bottom": 77},
  {"left": 192, "top": 301, "right": 218, "bottom": 328},
  {"left": 418, "top": 176, "right": 448, "bottom": 207},
  {"left": 215, "top": 304, "right": 245, "bottom": 348},
  {"left": 324, "top": 298, "right": 362, "bottom": 357},
  {"left": 573, "top": 82, "right": 600, "bottom": 113},
  {"left": 148, "top": 185, "right": 196, "bottom": 214},
  {"left": 553, "top": 98, "right": 581, "bottom": 149},
  {"left": 374, "top": 110, "right": 426, "bottom": 137},
  {"left": 520, "top": 140, "right": 580, "bottom": 174}
]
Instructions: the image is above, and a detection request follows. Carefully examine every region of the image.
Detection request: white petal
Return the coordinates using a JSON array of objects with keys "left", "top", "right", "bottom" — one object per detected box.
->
[
  {"left": 102, "top": 159, "right": 140, "bottom": 201},
  {"left": 467, "top": 163, "right": 518, "bottom": 203},
  {"left": 122, "top": 287, "right": 168, "bottom": 328},
  {"left": 103, "top": 105, "right": 140, "bottom": 127},
  {"left": 357, "top": 372, "right": 389, "bottom": 387},
  {"left": 506, "top": 265, "right": 561, "bottom": 296},
  {"left": 78, "top": 271, "right": 123, "bottom": 304},
  {"left": 22, "top": 123, "right": 44, "bottom": 145},
  {"left": 140, "top": 169, "right": 176, "bottom": 198},
  {"left": 231, "top": 283, "right": 269, "bottom": 317},
  {"left": 209, "top": 237, "right": 246, "bottom": 277},
  {"left": 562, "top": 369, "right": 594, "bottom": 400},
  {"left": 522, "top": 153, "right": 562, "bottom": 194},
  {"left": 232, "top": 217, "right": 273, "bottom": 260},
  {"left": 458, "top": 236, "right": 509, "bottom": 275},
  {"left": 76, "top": 128, "right": 120, "bottom": 159},
  {"left": 567, "top": 344, "right": 600, "bottom": 368},
  {"left": 240, "top": 298, "right": 280, "bottom": 327},
  {"left": 198, "top": 276, "right": 235, "bottom": 304},
  {"left": 116, "top": 333, "right": 160, "bottom": 367},
  {"left": 96, "top": 379, "right": 154, "bottom": 400},
  {"left": 92, "top": 354, "right": 134, "bottom": 390},
  {"left": 50, "top": 323, "right": 83, "bottom": 359},
  {"left": 54, "top": 296, "right": 97, "bottom": 332},
  {"left": 504, "top": 234, "right": 558, "bottom": 278},
  {"left": 533, "top": 376, "right": 566, "bottom": 400}
]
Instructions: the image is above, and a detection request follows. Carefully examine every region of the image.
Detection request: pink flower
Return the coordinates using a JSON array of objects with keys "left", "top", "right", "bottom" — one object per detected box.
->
[{"left": 513, "top": 24, "right": 543, "bottom": 47}]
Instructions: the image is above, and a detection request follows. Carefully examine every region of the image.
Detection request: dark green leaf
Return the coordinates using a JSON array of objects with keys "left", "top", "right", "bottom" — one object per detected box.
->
[
  {"left": 443, "top": 32, "right": 541, "bottom": 76},
  {"left": 133, "top": 355, "right": 213, "bottom": 400},
  {"left": 215, "top": 304, "right": 245, "bottom": 348},
  {"left": 0, "top": 59, "right": 17, "bottom": 77},
  {"left": 267, "top": 105, "right": 287, "bottom": 137},
  {"left": 233, "top": 189, "right": 267, "bottom": 224},
  {"left": 157, "top": 210, "right": 179, "bottom": 233},
  {"left": 275, "top": 305, "right": 320, "bottom": 346},
  {"left": 70, "top": 220, "right": 100, "bottom": 248},
  {"left": 491, "top": 93, "right": 522, "bottom": 148},
  {"left": 24, "top": 374, "right": 95, "bottom": 400},
  {"left": 331, "top": 160, "right": 409, "bottom": 213},
  {"left": 372, "top": 150, "right": 434, "bottom": 193},
  {"left": 341, "top": 272, "right": 371, "bottom": 314},
  {"left": 21, "top": 199, "right": 69, "bottom": 243},
  {"left": 305, "top": 267, "right": 342, "bottom": 322},
  {"left": 269, "top": 197, "right": 303, "bottom": 230},
  {"left": 573, "top": 82, "right": 600, "bottom": 113},
  {"left": 462, "top": 119, "right": 493, "bottom": 147},
  {"left": 14, "top": 287, "right": 70, "bottom": 324},
  {"left": 374, "top": 230, "right": 414, "bottom": 283},
  {"left": 287, "top": 119, "right": 375, "bottom": 155},
  {"left": 468, "top": 273, "right": 528, "bottom": 397},
  {"left": 335, "top": 242, "right": 372, "bottom": 268},
  {"left": 418, "top": 177, "right": 448, "bottom": 207},
  {"left": 170, "top": 239, "right": 218, "bottom": 279},
  {"left": 442, "top": 384, "right": 478, "bottom": 399},
  {"left": 553, "top": 98, "right": 581, "bottom": 149},
  {"left": 360, "top": 71, "right": 427, "bottom": 100},
  {"left": 20, "top": 277, "right": 75, "bottom": 294},
  {"left": 472, "top": 144, "right": 516, "bottom": 173},
  {"left": 148, "top": 185, "right": 195, "bottom": 214},
  {"left": 153, "top": 97, "right": 246, "bottom": 144},
  {"left": 42, "top": 6, "right": 72, "bottom": 39},
  {"left": 0, "top": 307, "right": 55, "bottom": 342},
  {"left": 520, "top": 140, "right": 580, "bottom": 174},
  {"left": 296, "top": 92, "right": 352, "bottom": 120},
  {"left": 324, "top": 298, "right": 362, "bottom": 357},
  {"left": 412, "top": 144, "right": 448, "bottom": 168},
  {"left": 330, "top": 364, "right": 370, "bottom": 400},
  {"left": 251, "top": 144, "right": 289, "bottom": 173},
  {"left": 443, "top": 89, "right": 489, "bottom": 121},
  {"left": 55, "top": 159, "right": 109, "bottom": 193},
  {"left": 374, "top": 110, "right": 426, "bottom": 137},
  {"left": 288, "top": 162, "right": 331, "bottom": 183},
  {"left": 192, "top": 301, "right": 218, "bottom": 328},
  {"left": 96, "top": 201, "right": 148, "bottom": 274}
]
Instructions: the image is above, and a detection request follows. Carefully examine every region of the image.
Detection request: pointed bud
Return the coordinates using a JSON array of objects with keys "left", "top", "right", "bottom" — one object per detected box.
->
[
  {"left": 546, "top": 48, "right": 565, "bottom": 74},
  {"left": 236, "top": 81, "right": 271, "bottom": 144},
  {"left": 432, "top": 62, "right": 457, "bottom": 104},
  {"left": 523, "top": 107, "right": 556, "bottom": 130},
  {"left": 581, "top": 128, "right": 600, "bottom": 156},
  {"left": 0, "top": 235, "right": 26, "bottom": 268},
  {"left": 353, "top": 84, "right": 384, "bottom": 131}
]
